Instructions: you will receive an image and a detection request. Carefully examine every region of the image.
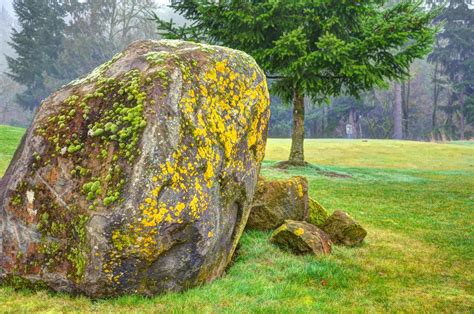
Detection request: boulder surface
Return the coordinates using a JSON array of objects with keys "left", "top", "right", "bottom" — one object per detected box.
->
[
  {"left": 270, "top": 220, "right": 331, "bottom": 255},
  {"left": 0, "top": 40, "right": 270, "bottom": 297},
  {"left": 307, "top": 197, "right": 330, "bottom": 227},
  {"left": 321, "top": 210, "right": 367, "bottom": 246},
  {"left": 247, "top": 176, "right": 309, "bottom": 230}
]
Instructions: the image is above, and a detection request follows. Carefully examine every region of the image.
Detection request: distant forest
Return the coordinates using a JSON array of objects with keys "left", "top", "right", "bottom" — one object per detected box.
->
[{"left": 0, "top": 0, "right": 472, "bottom": 141}]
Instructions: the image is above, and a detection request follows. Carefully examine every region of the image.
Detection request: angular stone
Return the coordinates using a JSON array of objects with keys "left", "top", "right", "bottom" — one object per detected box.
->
[
  {"left": 0, "top": 40, "right": 270, "bottom": 297},
  {"left": 247, "top": 176, "right": 308, "bottom": 230},
  {"left": 321, "top": 210, "right": 367, "bottom": 246},
  {"left": 307, "top": 197, "right": 330, "bottom": 227},
  {"left": 270, "top": 220, "right": 331, "bottom": 255}
]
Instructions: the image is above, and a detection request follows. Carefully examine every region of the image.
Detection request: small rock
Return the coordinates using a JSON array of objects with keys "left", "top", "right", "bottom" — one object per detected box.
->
[
  {"left": 321, "top": 210, "right": 367, "bottom": 246},
  {"left": 307, "top": 197, "right": 329, "bottom": 227},
  {"left": 270, "top": 220, "right": 331, "bottom": 255},
  {"left": 247, "top": 176, "right": 309, "bottom": 230}
]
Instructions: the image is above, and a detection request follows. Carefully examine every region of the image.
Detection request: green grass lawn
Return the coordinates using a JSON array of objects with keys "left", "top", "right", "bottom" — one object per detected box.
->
[{"left": 1, "top": 125, "right": 473, "bottom": 313}]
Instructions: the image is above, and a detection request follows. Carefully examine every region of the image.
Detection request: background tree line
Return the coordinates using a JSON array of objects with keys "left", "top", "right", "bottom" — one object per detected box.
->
[
  {"left": 1, "top": 0, "right": 473, "bottom": 150},
  {"left": 5, "top": 0, "right": 159, "bottom": 111}
]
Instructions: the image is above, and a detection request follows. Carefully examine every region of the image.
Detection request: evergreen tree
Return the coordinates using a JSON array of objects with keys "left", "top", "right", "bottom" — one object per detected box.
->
[
  {"left": 429, "top": 0, "right": 474, "bottom": 139},
  {"left": 6, "top": 0, "right": 66, "bottom": 110},
  {"left": 48, "top": 0, "right": 157, "bottom": 89},
  {"left": 154, "top": 0, "right": 438, "bottom": 164}
]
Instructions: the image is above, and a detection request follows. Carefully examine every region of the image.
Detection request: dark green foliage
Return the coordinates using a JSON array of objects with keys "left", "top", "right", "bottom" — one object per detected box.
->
[
  {"left": 5, "top": 0, "right": 157, "bottom": 111},
  {"left": 48, "top": 1, "right": 117, "bottom": 88},
  {"left": 156, "top": 0, "right": 437, "bottom": 102},
  {"left": 429, "top": 0, "right": 474, "bottom": 139},
  {"left": 154, "top": 0, "right": 438, "bottom": 162},
  {"left": 6, "top": 0, "right": 66, "bottom": 109},
  {"left": 50, "top": 0, "right": 151, "bottom": 87}
]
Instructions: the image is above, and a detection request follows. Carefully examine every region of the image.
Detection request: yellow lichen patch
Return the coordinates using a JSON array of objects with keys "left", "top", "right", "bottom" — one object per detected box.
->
[
  {"left": 108, "top": 49, "right": 269, "bottom": 279},
  {"left": 189, "top": 195, "right": 199, "bottom": 218},
  {"left": 204, "top": 161, "right": 215, "bottom": 186},
  {"left": 106, "top": 223, "right": 159, "bottom": 276},
  {"left": 294, "top": 228, "right": 305, "bottom": 236},
  {"left": 297, "top": 184, "right": 304, "bottom": 198},
  {"left": 175, "top": 202, "right": 186, "bottom": 216},
  {"left": 200, "top": 85, "right": 208, "bottom": 97},
  {"left": 215, "top": 60, "right": 227, "bottom": 73}
]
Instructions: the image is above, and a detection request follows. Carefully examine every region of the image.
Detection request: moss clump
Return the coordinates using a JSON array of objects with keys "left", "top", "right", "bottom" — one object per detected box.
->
[
  {"left": 82, "top": 179, "right": 102, "bottom": 201},
  {"left": 67, "top": 143, "right": 83, "bottom": 154},
  {"left": 11, "top": 194, "right": 22, "bottom": 206},
  {"left": 145, "top": 51, "right": 170, "bottom": 66},
  {"left": 1, "top": 275, "right": 49, "bottom": 291},
  {"left": 66, "top": 215, "right": 89, "bottom": 279},
  {"left": 307, "top": 197, "right": 330, "bottom": 227},
  {"left": 67, "top": 247, "right": 86, "bottom": 278}
]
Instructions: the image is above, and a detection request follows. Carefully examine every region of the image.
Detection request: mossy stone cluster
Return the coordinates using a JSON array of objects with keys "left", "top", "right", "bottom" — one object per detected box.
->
[{"left": 249, "top": 176, "right": 367, "bottom": 255}]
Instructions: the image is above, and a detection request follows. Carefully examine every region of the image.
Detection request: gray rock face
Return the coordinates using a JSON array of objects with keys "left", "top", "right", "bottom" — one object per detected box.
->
[
  {"left": 270, "top": 220, "right": 332, "bottom": 255},
  {"left": 247, "top": 176, "right": 309, "bottom": 230},
  {"left": 0, "top": 40, "right": 270, "bottom": 297}
]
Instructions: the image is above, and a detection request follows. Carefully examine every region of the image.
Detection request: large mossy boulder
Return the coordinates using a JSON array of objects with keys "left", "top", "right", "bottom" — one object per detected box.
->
[
  {"left": 247, "top": 176, "right": 308, "bottom": 230},
  {"left": 270, "top": 220, "right": 331, "bottom": 255},
  {"left": 0, "top": 40, "right": 270, "bottom": 297},
  {"left": 321, "top": 210, "right": 367, "bottom": 246}
]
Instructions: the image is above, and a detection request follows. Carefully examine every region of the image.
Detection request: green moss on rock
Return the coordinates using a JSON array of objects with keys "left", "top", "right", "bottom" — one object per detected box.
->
[
  {"left": 307, "top": 197, "right": 330, "bottom": 227},
  {"left": 270, "top": 220, "right": 331, "bottom": 255},
  {"left": 321, "top": 210, "right": 367, "bottom": 246},
  {"left": 247, "top": 176, "right": 309, "bottom": 230}
]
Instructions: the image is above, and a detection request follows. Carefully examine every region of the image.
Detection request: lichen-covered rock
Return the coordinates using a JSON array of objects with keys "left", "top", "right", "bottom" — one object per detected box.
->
[
  {"left": 307, "top": 197, "right": 330, "bottom": 227},
  {"left": 321, "top": 211, "right": 367, "bottom": 246},
  {"left": 247, "top": 176, "right": 308, "bottom": 230},
  {"left": 0, "top": 40, "right": 270, "bottom": 297},
  {"left": 270, "top": 220, "right": 331, "bottom": 255}
]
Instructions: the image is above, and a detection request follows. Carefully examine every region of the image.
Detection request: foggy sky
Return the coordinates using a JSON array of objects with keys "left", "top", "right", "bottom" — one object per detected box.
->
[{"left": 0, "top": 0, "right": 171, "bottom": 15}]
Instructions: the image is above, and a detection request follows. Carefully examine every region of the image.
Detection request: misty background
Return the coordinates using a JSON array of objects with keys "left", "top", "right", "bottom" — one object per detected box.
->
[{"left": 0, "top": 0, "right": 472, "bottom": 141}]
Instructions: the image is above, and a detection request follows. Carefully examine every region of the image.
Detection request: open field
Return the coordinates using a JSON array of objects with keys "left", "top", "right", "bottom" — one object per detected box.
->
[{"left": 0, "top": 125, "right": 473, "bottom": 312}]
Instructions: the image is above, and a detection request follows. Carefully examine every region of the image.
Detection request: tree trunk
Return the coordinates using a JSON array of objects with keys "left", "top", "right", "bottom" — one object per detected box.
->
[
  {"left": 322, "top": 105, "right": 328, "bottom": 137},
  {"left": 445, "top": 87, "right": 454, "bottom": 140},
  {"left": 459, "top": 89, "right": 465, "bottom": 140},
  {"left": 402, "top": 79, "right": 410, "bottom": 139},
  {"left": 348, "top": 107, "right": 357, "bottom": 139},
  {"left": 432, "top": 62, "right": 439, "bottom": 136},
  {"left": 393, "top": 83, "right": 403, "bottom": 140},
  {"left": 288, "top": 89, "right": 305, "bottom": 165},
  {"left": 321, "top": 106, "right": 325, "bottom": 137}
]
